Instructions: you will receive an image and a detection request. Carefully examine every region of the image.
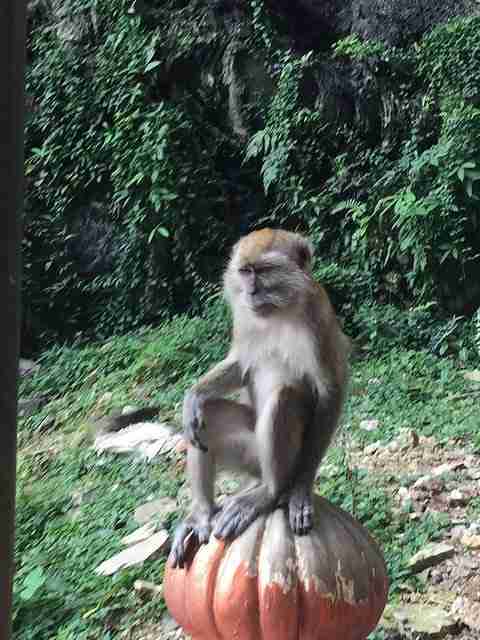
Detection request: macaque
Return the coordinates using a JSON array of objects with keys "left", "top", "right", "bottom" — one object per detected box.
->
[{"left": 170, "top": 228, "right": 350, "bottom": 568}]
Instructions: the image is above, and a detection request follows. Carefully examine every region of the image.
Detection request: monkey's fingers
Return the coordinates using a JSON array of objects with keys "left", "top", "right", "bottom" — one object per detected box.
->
[
  {"left": 191, "top": 430, "right": 208, "bottom": 452},
  {"left": 185, "top": 417, "right": 209, "bottom": 452}
]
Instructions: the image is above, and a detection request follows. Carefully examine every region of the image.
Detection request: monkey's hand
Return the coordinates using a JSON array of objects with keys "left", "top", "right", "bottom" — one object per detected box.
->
[
  {"left": 183, "top": 391, "right": 208, "bottom": 452},
  {"left": 169, "top": 507, "right": 217, "bottom": 569},
  {"left": 288, "top": 486, "right": 314, "bottom": 536}
]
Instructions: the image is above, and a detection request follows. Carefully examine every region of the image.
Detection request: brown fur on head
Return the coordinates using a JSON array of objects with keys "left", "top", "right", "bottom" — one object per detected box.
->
[{"left": 224, "top": 229, "right": 315, "bottom": 313}]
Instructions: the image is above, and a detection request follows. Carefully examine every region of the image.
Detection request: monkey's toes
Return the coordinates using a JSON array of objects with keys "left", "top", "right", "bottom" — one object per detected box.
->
[
  {"left": 213, "top": 512, "right": 249, "bottom": 540},
  {"left": 213, "top": 503, "right": 258, "bottom": 540},
  {"left": 169, "top": 523, "right": 193, "bottom": 569},
  {"left": 169, "top": 518, "right": 213, "bottom": 568},
  {"left": 290, "top": 509, "right": 313, "bottom": 536},
  {"left": 289, "top": 496, "right": 314, "bottom": 536}
]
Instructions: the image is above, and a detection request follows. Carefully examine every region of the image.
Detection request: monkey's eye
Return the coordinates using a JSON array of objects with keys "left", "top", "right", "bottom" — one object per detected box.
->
[
  {"left": 255, "top": 265, "right": 272, "bottom": 275},
  {"left": 239, "top": 266, "right": 253, "bottom": 275}
]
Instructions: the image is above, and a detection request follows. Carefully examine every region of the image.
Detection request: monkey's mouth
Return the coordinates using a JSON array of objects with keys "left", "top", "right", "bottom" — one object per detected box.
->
[{"left": 248, "top": 295, "right": 277, "bottom": 314}]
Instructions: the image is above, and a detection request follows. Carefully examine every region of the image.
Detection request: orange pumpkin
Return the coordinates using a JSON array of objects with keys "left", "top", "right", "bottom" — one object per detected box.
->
[{"left": 164, "top": 495, "right": 388, "bottom": 640}]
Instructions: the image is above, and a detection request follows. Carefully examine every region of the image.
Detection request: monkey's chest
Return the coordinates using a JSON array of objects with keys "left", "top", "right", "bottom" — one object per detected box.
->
[
  {"left": 244, "top": 345, "right": 317, "bottom": 411},
  {"left": 239, "top": 322, "right": 322, "bottom": 408}
]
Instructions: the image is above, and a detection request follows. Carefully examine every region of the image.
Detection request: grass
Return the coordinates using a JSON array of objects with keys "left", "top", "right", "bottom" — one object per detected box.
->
[{"left": 15, "top": 299, "right": 480, "bottom": 639}]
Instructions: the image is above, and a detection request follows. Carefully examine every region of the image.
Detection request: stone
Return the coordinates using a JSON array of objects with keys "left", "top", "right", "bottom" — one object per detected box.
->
[
  {"left": 432, "top": 462, "right": 464, "bottom": 477},
  {"left": 398, "top": 486, "right": 412, "bottom": 508},
  {"left": 460, "top": 534, "right": 480, "bottom": 550},
  {"left": 94, "top": 422, "right": 183, "bottom": 460},
  {"left": 133, "top": 579, "right": 163, "bottom": 599},
  {"left": 449, "top": 525, "right": 468, "bottom": 540},
  {"left": 467, "top": 468, "right": 480, "bottom": 480},
  {"left": 161, "top": 614, "right": 180, "bottom": 634},
  {"left": 452, "top": 597, "right": 480, "bottom": 631},
  {"left": 448, "top": 489, "right": 468, "bottom": 507},
  {"left": 71, "top": 487, "right": 97, "bottom": 507},
  {"left": 364, "top": 440, "right": 382, "bottom": 455},
  {"left": 408, "top": 543, "right": 455, "bottom": 574},
  {"left": 393, "top": 604, "right": 456, "bottom": 637},
  {"left": 359, "top": 419, "right": 379, "bottom": 432},
  {"left": 463, "top": 370, "right": 480, "bottom": 383},
  {"left": 18, "top": 395, "right": 48, "bottom": 417},
  {"left": 121, "top": 522, "right": 157, "bottom": 545},
  {"left": 95, "top": 530, "right": 169, "bottom": 576},
  {"left": 379, "top": 604, "right": 398, "bottom": 631},
  {"left": 134, "top": 497, "right": 178, "bottom": 526},
  {"left": 397, "top": 428, "right": 420, "bottom": 449},
  {"left": 467, "top": 522, "right": 480, "bottom": 534},
  {"left": 122, "top": 405, "right": 139, "bottom": 414}
]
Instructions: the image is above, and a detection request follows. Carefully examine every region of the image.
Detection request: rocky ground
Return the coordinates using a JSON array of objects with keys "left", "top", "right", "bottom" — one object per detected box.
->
[{"left": 103, "top": 425, "right": 480, "bottom": 640}]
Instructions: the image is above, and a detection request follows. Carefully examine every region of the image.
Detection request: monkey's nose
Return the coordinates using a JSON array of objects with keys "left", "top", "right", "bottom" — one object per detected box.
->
[{"left": 249, "top": 282, "right": 259, "bottom": 295}]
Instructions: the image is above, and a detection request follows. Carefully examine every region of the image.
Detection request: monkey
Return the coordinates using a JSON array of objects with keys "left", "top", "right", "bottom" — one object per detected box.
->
[{"left": 170, "top": 228, "right": 350, "bottom": 568}]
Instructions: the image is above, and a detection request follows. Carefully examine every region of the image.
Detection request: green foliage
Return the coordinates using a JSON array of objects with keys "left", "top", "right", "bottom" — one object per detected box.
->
[
  {"left": 243, "top": 17, "right": 480, "bottom": 317},
  {"left": 14, "top": 445, "right": 174, "bottom": 639},
  {"left": 25, "top": 4, "right": 480, "bottom": 351},
  {"left": 24, "top": 0, "right": 241, "bottom": 350},
  {"left": 19, "top": 294, "right": 230, "bottom": 444},
  {"left": 245, "top": 50, "right": 324, "bottom": 203},
  {"left": 352, "top": 301, "right": 478, "bottom": 362},
  {"left": 16, "top": 306, "right": 479, "bottom": 638},
  {"left": 332, "top": 33, "right": 387, "bottom": 60},
  {"left": 418, "top": 17, "right": 480, "bottom": 101}
]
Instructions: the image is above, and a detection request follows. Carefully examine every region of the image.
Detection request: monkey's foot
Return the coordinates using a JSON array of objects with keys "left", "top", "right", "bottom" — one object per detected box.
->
[
  {"left": 169, "top": 508, "right": 217, "bottom": 569},
  {"left": 213, "top": 487, "right": 274, "bottom": 540},
  {"left": 288, "top": 487, "right": 314, "bottom": 536}
]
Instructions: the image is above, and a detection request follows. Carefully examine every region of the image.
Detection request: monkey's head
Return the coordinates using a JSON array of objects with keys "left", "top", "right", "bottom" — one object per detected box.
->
[{"left": 224, "top": 228, "right": 314, "bottom": 314}]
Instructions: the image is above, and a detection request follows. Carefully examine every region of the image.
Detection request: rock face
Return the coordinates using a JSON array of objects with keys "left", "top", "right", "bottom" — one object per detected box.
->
[
  {"left": 218, "top": 0, "right": 480, "bottom": 146},
  {"left": 263, "top": 0, "right": 479, "bottom": 49},
  {"left": 28, "top": 0, "right": 98, "bottom": 46},
  {"left": 350, "top": 0, "right": 477, "bottom": 47}
]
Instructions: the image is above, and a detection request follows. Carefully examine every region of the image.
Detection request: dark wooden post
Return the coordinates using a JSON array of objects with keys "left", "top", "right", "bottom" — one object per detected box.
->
[{"left": 0, "top": 0, "right": 26, "bottom": 638}]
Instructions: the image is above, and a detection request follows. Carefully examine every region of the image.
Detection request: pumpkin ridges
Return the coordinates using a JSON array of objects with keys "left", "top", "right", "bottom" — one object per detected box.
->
[
  {"left": 163, "top": 558, "right": 192, "bottom": 635},
  {"left": 213, "top": 515, "right": 266, "bottom": 640},
  {"left": 294, "top": 498, "right": 388, "bottom": 640},
  {"left": 321, "top": 497, "right": 389, "bottom": 632},
  {"left": 316, "top": 497, "right": 389, "bottom": 636},
  {"left": 258, "top": 510, "right": 299, "bottom": 640},
  {"left": 320, "top": 497, "right": 387, "bottom": 599},
  {"left": 185, "top": 537, "right": 226, "bottom": 640},
  {"left": 164, "top": 496, "right": 388, "bottom": 640},
  {"left": 321, "top": 497, "right": 386, "bottom": 567}
]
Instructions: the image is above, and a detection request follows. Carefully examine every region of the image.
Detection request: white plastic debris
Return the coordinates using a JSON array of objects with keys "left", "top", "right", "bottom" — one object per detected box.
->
[{"left": 93, "top": 422, "right": 184, "bottom": 461}]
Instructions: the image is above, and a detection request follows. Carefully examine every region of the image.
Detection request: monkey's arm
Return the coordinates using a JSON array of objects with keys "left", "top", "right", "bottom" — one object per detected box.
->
[{"left": 183, "top": 356, "right": 244, "bottom": 451}]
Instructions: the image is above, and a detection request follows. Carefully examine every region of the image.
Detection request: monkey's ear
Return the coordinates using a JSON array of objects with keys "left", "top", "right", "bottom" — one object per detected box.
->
[{"left": 295, "top": 236, "right": 314, "bottom": 271}]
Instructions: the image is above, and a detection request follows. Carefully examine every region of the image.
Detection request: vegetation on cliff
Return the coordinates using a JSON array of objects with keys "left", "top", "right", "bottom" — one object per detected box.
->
[{"left": 24, "top": 1, "right": 480, "bottom": 354}]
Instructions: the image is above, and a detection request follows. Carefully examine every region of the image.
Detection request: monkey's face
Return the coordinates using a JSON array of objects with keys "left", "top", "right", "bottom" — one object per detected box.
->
[
  {"left": 236, "top": 261, "right": 281, "bottom": 313},
  {"left": 224, "top": 229, "right": 315, "bottom": 314},
  {"left": 226, "top": 251, "right": 313, "bottom": 315}
]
